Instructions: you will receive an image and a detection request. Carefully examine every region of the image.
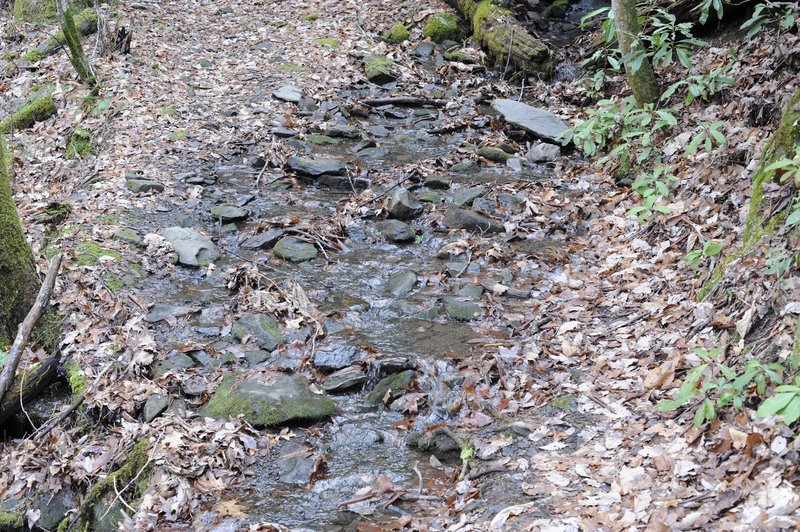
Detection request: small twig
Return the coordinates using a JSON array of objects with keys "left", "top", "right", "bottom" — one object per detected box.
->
[
  {"left": 502, "top": 29, "right": 514, "bottom": 78},
  {"left": 338, "top": 492, "right": 375, "bottom": 508},
  {"left": 254, "top": 159, "right": 269, "bottom": 187},
  {"left": 413, "top": 461, "right": 423, "bottom": 494},
  {"left": 0, "top": 254, "right": 62, "bottom": 403},
  {"left": 359, "top": 96, "right": 447, "bottom": 107}
]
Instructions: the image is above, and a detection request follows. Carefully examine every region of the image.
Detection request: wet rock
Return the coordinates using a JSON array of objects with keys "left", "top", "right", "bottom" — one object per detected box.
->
[
  {"left": 143, "top": 393, "right": 169, "bottom": 422},
  {"left": 322, "top": 366, "right": 367, "bottom": 392},
  {"left": 411, "top": 42, "right": 435, "bottom": 58},
  {"left": 324, "top": 124, "right": 361, "bottom": 138},
  {"left": 113, "top": 228, "right": 142, "bottom": 246},
  {"left": 32, "top": 488, "right": 76, "bottom": 531},
  {"left": 241, "top": 228, "right": 285, "bottom": 250},
  {"left": 491, "top": 99, "right": 569, "bottom": 142},
  {"left": 308, "top": 134, "right": 338, "bottom": 145},
  {"left": 162, "top": 227, "right": 220, "bottom": 266},
  {"left": 446, "top": 261, "right": 481, "bottom": 276},
  {"left": 275, "top": 441, "right": 322, "bottom": 484},
  {"left": 452, "top": 186, "right": 487, "bottom": 206},
  {"left": 387, "top": 270, "right": 417, "bottom": 297},
  {"left": 350, "top": 139, "right": 376, "bottom": 153},
  {"left": 365, "top": 124, "right": 390, "bottom": 137},
  {"left": 286, "top": 156, "right": 347, "bottom": 177},
  {"left": 442, "top": 208, "right": 502, "bottom": 233},
  {"left": 445, "top": 297, "right": 482, "bottom": 320},
  {"left": 317, "top": 174, "right": 371, "bottom": 191},
  {"left": 200, "top": 372, "right": 336, "bottom": 427},
  {"left": 273, "top": 84, "right": 302, "bottom": 103},
  {"left": 245, "top": 350, "right": 271, "bottom": 366},
  {"left": 155, "top": 352, "right": 196, "bottom": 376},
  {"left": 477, "top": 146, "right": 514, "bottom": 162},
  {"left": 526, "top": 142, "right": 561, "bottom": 162},
  {"left": 314, "top": 344, "right": 363, "bottom": 371},
  {"left": 232, "top": 313, "right": 286, "bottom": 351},
  {"left": 273, "top": 236, "right": 318, "bottom": 262},
  {"left": 450, "top": 160, "right": 479, "bottom": 174},
  {"left": 457, "top": 284, "right": 484, "bottom": 298},
  {"left": 364, "top": 54, "right": 397, "bottom": 84},
  {"left": 409, "top": 428, "right": 462, "bottom": 455},
  {"left": 376, "top": 219, "right": 416, "bottom": 242},
  {"left": 388, "top": 188, "right": 424, "bottom": 220},
  {"left": 125, "top": 179, "right": 164, "bottom": 193},
  {"left": 355, "top": 146, "right": 389, "bottom": 159},
  {"left": 365, "top": 370, "right": 415, "bottom": 405},
  {"left": 210, "top": 205, "right": 249, "bottom": 223},
  {"left": 424, "top": 175, "right": 450, "bottom": 189}
]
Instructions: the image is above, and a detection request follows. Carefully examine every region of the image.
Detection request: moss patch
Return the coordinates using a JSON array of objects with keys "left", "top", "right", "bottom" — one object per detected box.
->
[
  {"left": 75, "top": 241, "right": 121, "bottom": 266},
  {"left": 66, "top": 128, "right": 95, "bottom": 159},
  {"left": 423, "top": 13, "right": 466, "bottom": 43},
  {"left": 384, "top": 23, "right": 410, "bottom": 44},
  {"left": 299, "top": 12, "right": 318, "bottom": 21},
  {"left": 65, "top": 360, "right": 86, "bottom": 401},
  {"left": 0, "top": 91, "right": 57, "bottom": 134},
  {"left": 315, "top": 37, "right": 340, "bottom": 49}
]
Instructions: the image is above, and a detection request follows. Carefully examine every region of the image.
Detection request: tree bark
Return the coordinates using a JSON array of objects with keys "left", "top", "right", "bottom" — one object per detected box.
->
[
  {"left": 0, "top": 136, "right": 40, "bottom": 347},
  {"left": 445, "top": 0, "right": 552, "bottom": 76},
  {"left": 55, "top": 0, "right": 96, "bottom": 86},
  {"left": 612, "top": 0, "right": 660, "bottom": 105}
]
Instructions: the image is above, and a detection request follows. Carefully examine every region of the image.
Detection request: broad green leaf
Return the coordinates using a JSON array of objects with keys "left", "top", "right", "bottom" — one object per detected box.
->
[
  {"left": 757, "top": 392, "right": 796, "bottom": 417},
  {"left": 783, "top": 396, "right": 800, "bottom": 425}
]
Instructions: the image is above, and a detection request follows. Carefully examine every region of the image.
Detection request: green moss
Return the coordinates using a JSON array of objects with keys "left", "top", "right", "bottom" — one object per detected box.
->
[
  {"left": 384, "top": 23, "right": 410, "bottom": 44},
  {"left": 307, "top": 134, "right": 338, "bottom": 145},
  {"left": 65, "top": 360, "right": 86, "bottom": 400},
  {"left": 365, "top": 370, "right": 415, "bottom": 404},
  {"left": 299, "top": 12, "right": 318, "bottom": 21},
  {"left": 75, "top": 241, "right": 121, "bottom": 266},
  {"left": 276, "top": 63, "right": 310, "bottom": 73},
  {"left": 21, "top": 49, "right": 44, "bottom": 63},
  {"left": 169, "top": 131, "right": 187, "bottom": 141},
  {"left": 477, "top": 146, "right": 514, "bottom": 162},
  {"left": 96, "top": 214, "right": 119, "bottom": 225},
  {"left": 0, "top": 91, "right": 57, "bottom": 134},
  {"left": 547, "top": 395, "right": 577, "bottom": 411},
  {"left": 423, "top": 13, "right": 466, "bottom": 43},
  {"left": 443, "top": 49, "right": 471, "bottom": 62},
  {"left": 159, "top": 107, "right": 177, "bottom": 117},
  {"left": 33, "top": 8, "right": 98, "bottom": 59},
  {"left": 66, "top": 128, "right": 95, "bottom": 159},
  {"left": 0, "top": 510, "right": 23, "bottom": 529},
  {"left": 3, "top": 51, "right": 19, "bottom": 60},
  {"left": 315, "top": 37, "right": 340, "bottom": 49},
  {"left": 364, "top": 54, "right": 397, "bottom": 83},
  {"left": 699, "top": 89, "right": 800, "bottom": 301}
]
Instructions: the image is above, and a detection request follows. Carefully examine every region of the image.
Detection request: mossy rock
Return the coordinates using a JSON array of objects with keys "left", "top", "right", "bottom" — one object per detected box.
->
[
  {"left": 231, "top": 313, "right": 286, "bottom": 351},
  {"left": 66, "top": 128, "right": 95, "bottom": 159},
  {"left": 315, "top": 37, "right": 340, "bottom": 49},
  {"left": 307, "top": 134, "right": 338, "bottom": 145},
  {"left": 12, "top": 0, "right": 85, "bottom": 23},
  {"left": 365, "top": 370, "right": 415, "bottom": 404},
  {"left": 423, "top": 13, "right": 466, "bottom": 43},
  {"left": 364, "top": 54, "right": 398, "bottom": 84},
  {"left": 477, "top": 146, "right": 514, "bottom": 162},
  {"left": 200, "top": 372, "right": 336, "bottom": 427},
  {"left": 32, "top": 200, "right": 72, "bottom": 225},
  {"left": 0, "top": 90, "right": 56, "bottom": 134},
  {"left": 24, "top": 7, "right": 98, "bottom": 61},
  {"left": 74, "top": 241, "right": 121, "bottom": 266},
  {"left": 299, "top": 12, "right": 318, "bottom": 21},
  {"left": 383, "top": 23, "right": 410, "bottom": 44}
]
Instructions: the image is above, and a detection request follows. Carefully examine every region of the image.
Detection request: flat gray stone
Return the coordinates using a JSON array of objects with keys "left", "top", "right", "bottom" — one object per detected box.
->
[
  {"left": 491, "top": 99, "right": 569, "bottom": 142},
  {"left": 452, "top": 186, "right": 487, "bottom": 206},
  {"left": 210, "top": 205, "right": 249, "bottom": 223},
  {"left": 143, "top": 393, "right": 169, "bottom": 422},
  {"left": 526, "top": 142, "right": 561, "bottom": 162},
  {"left": 442, "top": 208, "right": 502, "bottom": 233},
  {"left": 232, "top": 313, "right": 286, "bottom": 351},
  {"left": 444, "top": 297, "right": 482, "bottom": 321},
  {"left": 388, "top": 188, "right": 424, "bottom": 220},
  {"left": 322, "top": 366, "right": 367, "bottom": 392},
  {"left": 155, "top": 353, "right": 196, "bottom": 376},
  {"left": 286, "top": 156, "right": 347, "bottom": 177},
  {"left": 125, "top": 179, "right": 164, "bottom": 193},
  {"left": 387, "top": 270, "right": 417, "bottom": 297},
  {"left": 376, "top": 219, "right": 416, "bottom": 242},
  {"left": 241, "top": 228, "right": 284, "bottom": 250},
  {"left": 314, "top": 344, "right": 364, "bottom": 371},
  {"left": 324, "top": 124, "right": 361, "bottom": 138},
  {"left": 113, "top": 228, "right": 142, "bottom": 246},
  {"left": 274, "top": 236, "right": 318, "bottom": 262},
  {"left": 162, "top": 227, "right": 220, "bottom": 266},
  {"left": 273, "top": 85, "right": 302, "bottom": 103}
]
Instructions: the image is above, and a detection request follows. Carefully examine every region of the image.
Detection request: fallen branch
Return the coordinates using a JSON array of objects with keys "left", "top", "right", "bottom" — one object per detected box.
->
[
  {"left": 359, "top": 96, "right": 447, "bottom": 107},
  {"left": 0, "top": 355, "right": 59, "bottom": 427},
  {"left": 0, "top": 253, "right": 62, "bottom": 403}
]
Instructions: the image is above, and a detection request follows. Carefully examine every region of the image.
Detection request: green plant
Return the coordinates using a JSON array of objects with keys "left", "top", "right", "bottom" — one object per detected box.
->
[
  {"left": 635, "top": 8, "right": 707, "bottom": 70},
  {"left": 685, "top": 120, "right": 727, "bottom": 156},
  {"left": 763, "top": 246, "right": 794, "bottom": 276},
  {"left": 695, "top": 0, "right": 726, "bottom": 24},
  {"left": 757, "top": 375, "right": 800, "bottom": 424},
  {"left": 627, "top": 164, "right": 675, "bottom": 220},
  {"left": 685, "top": 240, "right": 723, "bottom": 268},
  {"left": 741, "top": 1, "right": 798, "bottom": 37},
  {"left": 658, "top": 348, "right": 784, "bottom": 427},
  {"left": 661, "top": 64, "right": 735, "bottom": 105}
]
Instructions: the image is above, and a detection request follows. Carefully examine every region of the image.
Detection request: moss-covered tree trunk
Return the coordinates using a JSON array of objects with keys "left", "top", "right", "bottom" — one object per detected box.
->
[
  {"left": 445, "top": 0, "right": 552, "bottom": 76},
  {"left": 56, "top": 0, "right": 96, "bottom": 86},
  {"left": 13, "top": 0, "right": 86, "bottom": 23},
  {"left": 0, "top": 137, "right": 40, "bottom": 347},
  {"left": 612, "top": 0, "right": 659, "bottom": 105}
]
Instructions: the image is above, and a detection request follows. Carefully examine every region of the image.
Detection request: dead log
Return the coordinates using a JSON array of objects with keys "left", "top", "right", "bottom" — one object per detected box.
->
[
  {"left": 0, "top": 354, "right": 59, "bottom": 426},
  {"left": 445, "top": 0, "right": 553, "bottom": 76}
]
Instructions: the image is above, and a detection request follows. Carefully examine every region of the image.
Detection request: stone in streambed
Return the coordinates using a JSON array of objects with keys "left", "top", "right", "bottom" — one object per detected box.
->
[
  {"left": 491, "top": 99, "right": 569, "bottom": 143},
  {"left": 452, "top": 186, "right": 487, "bottom": 206},
  {"left": 322, "top": 366, "right": 368, "bottom": 392},
  {"left": 444, "top": 297, "right": 482, "bottom": 321},
  {"left": 324, "top": 124, "right": 361, "bottom": 138},
  {"left": 210, "top": 205, "right": 249, "bottom": 222},
  {"left": 424, "top": 175, "right": 450, "bottom": 189},
  {"left": 273, "top": 85, "right": 303, "bottom": 103},
  {"left": 442, "top": 208, "right": 502, "bottom": 233},
  {"left": 125, "top": 179, "right": 164, "bottom": 193},
  {"left": 477, "top": 146, "right": 514, "bottom": 162},
  {"left": 241, "top": 228, "right": 285, "bottom": 250},
  {"left": 376, "top": 219, "right": 416, "bottom": 242},
  {"left": 162, "top": 227, "right": 220, "bottom": 266},
  {"left": 273, "top": 236, "right": 318, "bottom": 262},
  {"left": 526, "top": 142, "right": 561, "bottom": 162},
  {"left": 200, "top": 372, "right": 336, "bottom": 427},
  {"left": 418, "top": 191, "right": 442, "bottom": 203},
  {"left": 286, "top": 156, "right": 347, "bottom": 177},
  {"left": 388, "top": 188, "right": 424, "bottom": 220},
  {"left": 364, "top": 54, "right": 398, "bottom": 84},
  {"left": 387, "top": 270, "right": 417, "bottom": 297},
  {"left": 365, "top": 370, "right": 415, "bottom": 405},
  {"left": 232, "top": 313, "right": 286, "bottom": 351},
  {"left": 314, "top": 344, "right": 364, "bottom": 371}
]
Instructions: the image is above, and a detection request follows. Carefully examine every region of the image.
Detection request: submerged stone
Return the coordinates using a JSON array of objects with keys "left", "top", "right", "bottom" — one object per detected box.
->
[
  {"left": 376, "top": 219, "right": 416, "bottom": 242},
  {"left": 273, "top": 236, "right": 318, "bottom": 262},
  {"left": 200, "top": 372, "right": 336, "bottom": 427},
  {"left": 365, "top": 370, "right": 415, "bottom": 405},
  {"left": 387, "top": 270, "right": 417, "bottom": 297},
  {"left": 286, "top": 156, "right": 347, "bottom": 177},
  {"left": 162, "top": 227, "right": 220, "bottom": 266}
]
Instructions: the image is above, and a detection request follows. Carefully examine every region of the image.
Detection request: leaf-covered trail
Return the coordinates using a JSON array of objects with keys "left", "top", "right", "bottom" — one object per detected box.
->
[{"left": 2, "top": 0, "right": 800, "bottom": 529}]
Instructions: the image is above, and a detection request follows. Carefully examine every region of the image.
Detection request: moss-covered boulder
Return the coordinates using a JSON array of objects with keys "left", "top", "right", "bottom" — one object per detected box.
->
[
  {"left": 200, "top": 372, "right": 336, "bottom": 427},
  {"left": 364, "top": 54, "right": 398, "bottom": 84},
  {"left": 423, "top": 13, "right": 466, "bottom": 43},
  {"left": 0, "top": 91, "right": 56, "bottom": 134},
  {"left": 231, "top": 312, "right": 286, "bottom": 351},
  {"left": 66, "top": 128, "right": 95, "bottom": 159},
  {"left": 273, "top": 236, "right": 318, "bottom": 263},
  {"left": 365, "top": 370, "right": 415, "bottom": 404},
  {"left": 383, "top": 23, "right": 410, "bottom": 44}
]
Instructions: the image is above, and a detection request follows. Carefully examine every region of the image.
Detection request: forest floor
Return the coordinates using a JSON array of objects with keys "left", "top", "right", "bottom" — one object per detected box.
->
[{"left": 1, "top": 0, "right": 800, "bottom": 530}]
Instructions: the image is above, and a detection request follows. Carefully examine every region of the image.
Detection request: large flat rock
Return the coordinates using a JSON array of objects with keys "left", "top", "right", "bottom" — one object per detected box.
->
[
  {"left": 491, "top": 99, "right": 568, "bottom": 142},
  {"left": 162, "top": 227, "right": 220, "bottom": 267}
]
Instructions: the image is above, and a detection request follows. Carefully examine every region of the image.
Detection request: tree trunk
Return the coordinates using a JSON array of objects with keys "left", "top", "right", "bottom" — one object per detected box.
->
[
  {"left": 0, "top": 137, "right": 40, "bottom": 347},
  {"left": 611, "top": 0, "right": 659, "bottom": 105},
  {"left": 445, "top": 0, "right": 553, "bottom": 76},
  {"left": 55, "top": 0, "right": 96, "bottom": 86}
]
